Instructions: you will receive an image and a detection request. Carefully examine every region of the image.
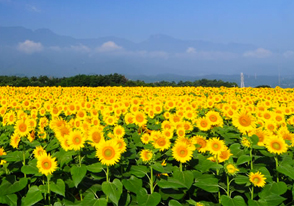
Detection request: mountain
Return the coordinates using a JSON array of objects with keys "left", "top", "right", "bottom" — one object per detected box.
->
[{"left": 0, "top": 26, "right": 293, "bottom": 81}]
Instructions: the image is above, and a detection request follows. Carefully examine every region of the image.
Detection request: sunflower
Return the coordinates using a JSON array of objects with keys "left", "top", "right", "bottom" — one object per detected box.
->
[
  {"left": 224, "top": 163, "right": 239, "bottom": 176},
  {"left": 88, "top": 127, "right": 104, "bottom": 147},
  {"left": 192, "top": 135, "right": 208, "bottom": 153},
  {"left": 207, "top": 137, "right": 226, "bottom": 156},
  {"left": 141, "top": 133, "right": 151, "bottom": 144},
  {"left": 37, "top": 153, "right": 58, "bottom": 176},
  {"left": 140, "top": 149, "right": 153, "bottom": 162},
  {"left": 14, "top": 119, "right": 30, "bottom": 137},
  {"left": 206, "top": 111, "right": 224, "bottom": 127},
  {"left": 10, "top": 132, "right": 21, "bottom": 149},
  {"left": 172, "top": 142, "right": 194, "bottom": 163},
  {"left": 33, "top": 146, "right": 46, "bottom": 159},
  {"left": 152, "top": 135, "right": 171, "bottom": 151},
  {"left": 133, "top": 111, "right": 147, "bottom": 127},
  {"left": 113, "top": 125, "right": 125, "bottom": 138},
  {"left": 232, "top": 111, "right": 256, "bottom": 134},
  {"left": 249, "top": 171, "right": 266, "bottom": 187},
  {"left": 0, "top": 147, "right": 7, "bottom": 156},
  {"left": 241, "top": 136, "right": 251, "bottom": 148},
  {"left": 265, "top": 135, "right": 288, "bottom": 155},
  {"left": 114, "top": 137, "right": 127, "bottom": 153},
  {"left": 218, "top": 148, "right": 233, "bottom": 163},
  {"left": 96, "top": 139, "right": 121, "bottom": 166},
  {"left": 60, "top": 136, "right": 71, "bottom": 151},
  {"left": 69, "top": 130, "right": 85, "bottom": 151},
  {"left": 196, "top": 117, "right": 212, "bottom": 131}
]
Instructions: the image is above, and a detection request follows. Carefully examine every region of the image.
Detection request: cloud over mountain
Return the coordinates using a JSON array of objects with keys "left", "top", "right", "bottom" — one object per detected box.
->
[{"left": 17, "top": 40, "right": 43, "bottom": 54}]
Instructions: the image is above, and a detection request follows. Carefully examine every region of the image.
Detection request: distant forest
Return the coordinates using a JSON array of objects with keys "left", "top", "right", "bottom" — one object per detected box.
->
[{"left": 0, "top": 73, "right": 238, "bottom": 87}]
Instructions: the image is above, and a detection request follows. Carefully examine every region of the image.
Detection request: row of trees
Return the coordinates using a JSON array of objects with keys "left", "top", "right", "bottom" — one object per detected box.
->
[{"left": 0, "top": 73, "right": 238, "bottom": 87}]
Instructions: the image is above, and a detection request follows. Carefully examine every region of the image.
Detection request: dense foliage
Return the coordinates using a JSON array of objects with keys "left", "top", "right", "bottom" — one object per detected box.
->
[{"left": 0, "top": 74, "right": 238, "bottom": 87}]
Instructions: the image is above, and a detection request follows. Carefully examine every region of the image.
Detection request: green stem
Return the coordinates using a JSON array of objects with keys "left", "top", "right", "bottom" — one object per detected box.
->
[
  {"left": 47, "top": 175, "right": 51, "bottom": 205},
  {"left": 251, "top": 186, "right": 254, "bottom": 200},
  {"left": 250, "top": 148, "right": 253, "bottom": 170},
  {"left": 216, "top": 155, "right": 221, "bottom": 204},
  {"left": 227, "top": 175, "right": 230, "bottom": 197},
  {"left": 150, "top": 166, "right": 154, "bottom": 194},
  {"left": 23, "top": 150, "right": 26, "bottom": 178},
  {"left": 179, "top": 162, "right": 183, "bottom": 172},
  {"left": 106, "top": 166, "right": 109, "bottom": 182},
  {"left": 275, "top": 155, "right": 279, "bottom": 182},
  {"left": 78, "top": 150, "right": 82, "bottom": 167}
]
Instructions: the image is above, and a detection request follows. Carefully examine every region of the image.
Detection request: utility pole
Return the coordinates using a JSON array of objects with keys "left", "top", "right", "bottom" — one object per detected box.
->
[{"left": 241, "top": 72, "right": 245, "bottom": 88}]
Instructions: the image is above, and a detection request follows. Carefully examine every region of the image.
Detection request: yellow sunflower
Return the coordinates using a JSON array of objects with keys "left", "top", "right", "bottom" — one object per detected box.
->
[
  {"left": 10, "top": 132, "right": 21, "bottom": 149},
  {"left": 0, "top": 147, "right": 7, "bottom": 156},
  {"left": 69, "top": 130, "right": 85, "bottom": 151},
  {"left": 232, "top": 111, "right": 256, "bottom": 134},
  {"left": 140, "top": 149, "right": 153, "bottom": 162},
  {"left": 206, "top": 110, "right": 224, "bottom": 127},
  {"left": 196, "top": 117, "right": 212, "bottom": 131},
  {"left": 152, "top": 136, "right": 171, "bottom": 152},
  {"left": 133, "top": 111, "right": 147, "bottom": 127},
  {"left": 192, "top": 135, "right": 208, "bottom": 153},
  {"left": 37, "top": 153, "right": 58, "bottom": 176},
  {"left": 207, "top": 137, "right": 227, "bottom": 156},
  {"left": 114, "top": 137, "right": 127, "bottom": 153},
  {"left": 218, "top": 148, "right": 233, "bottom": 163},
  {"left": 113, "top": 125, "right": 125, "bottom": 138},
  {"left": 249, "top": 171, "right": 266, "bottom": 187},
  {"left": 14, "top": 119, "right": 30, "bottom": 137},
  {"left": 265, "top": 135, "right": 288, "bottom": 155},
  {"left": 33, "top": 146, "right": 46, "bottom": 159},
  {"left": 141, "top": 133, "right": 151, "bottom": 144},
  {"left": 224, "top": 163, "right": 239, "bottom": 176},
  {"left": 88, "top": 127, "right": 105, "bottom": 147},
  {"left": 96, "top": 139, "right": 121, "bottom": 166},
  {"left": 172, "top": 142, "right": 194, "bottom": 163}
]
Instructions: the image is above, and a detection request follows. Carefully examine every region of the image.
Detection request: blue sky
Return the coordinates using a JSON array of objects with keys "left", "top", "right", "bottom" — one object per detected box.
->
[{"left": 1, "top": 0, "right": 294, "bottom": 49}]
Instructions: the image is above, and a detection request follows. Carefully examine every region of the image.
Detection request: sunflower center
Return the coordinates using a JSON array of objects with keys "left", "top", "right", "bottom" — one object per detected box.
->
[
  {"left": 239, "top": 116, "right": 251, "bottom": 127},
  {"left": 253, "top": 177, "right": 260, "bottom": 184},
  {"left": 272, "top": 142, "right": 281, "bottom": 150},
  {"left": 92, "top": 132, "right": 101, "bottom": 143},
  {"left": 210, "top": 115, "right": 217, "bottom": 122},
  {"left": 42, "top": 160, "right": 51, "bottom": 169},
  {"left": 157, "top": 138, "right": 166, "bottom": 146},
  {"left": 103, "top": 147, "right": 115, "bottom": 160},
  {"left": 19, "top": 123, "right": 27, "bottom": 132},
  {"left": 213, "top": 143, "right": 219, "bottom": 149},
  {"left": 136, "top": 115, "right": 143, "bottom": 122},
  {"left": 201, "top": 121, "right": 207, "bottom": 127},
  {"left": 74, "top": 136, "right": 81, "bottom": 144},
  {"left": 179, "top": 148, "right": 187, "bottom": 157}
]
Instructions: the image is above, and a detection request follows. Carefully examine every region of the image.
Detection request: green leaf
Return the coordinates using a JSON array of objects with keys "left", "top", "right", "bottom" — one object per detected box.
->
[
  {"left": 195, "top": 158, "right": 216, "bottom": 172},
  {"left": 21, "top": 164, "right": 39, "bottom": 175},
  {"left": 168, "top": 199, "right": 182, "bottom": 206},
  {"left": 236, "top": 155, "right": 251, "bottom": 165},
  {"left": 137, "top": 188, "right": 161, "bottom": 206},
  {"left": 221, "top": 195, "right": 247, "bottom": 206},
  {"left": 259, "top": 194, "right": 286, "bottom": 206},
  {"left": 130, "top": 165, "right": 149, "bottom": 178},
  {"left": 46, "top": 138, "right": 60, "bottom": 152},
  {"left": 87, "top": 162, "right": 103, "bottom": 173},
  {"left": 122, "top": 175, "right": 143, "bottom": 194},
  {"left": 7, "top": 178, "right": 28, "bottom": 194},
  {"left": 82, "top": 193, "right": 107, "bottom": 206},
  {"left": 54, "top": 150, "right": 76, "bottom": 167},
  {"left": 277, "top": 164, "right": 294, "bottom": 180},
  {"left": 151, "top": 162, "right": 164, "bottom": 173},
  {"left": 234, "top": 175, "right": 250, "bottom": 185},
  {"left": 259, "top": 182, "right": 287, "bottom": 198},
  {"left": 230, "top": 143, "right": 244, "bottom": 157},
  {"left": 2, "top": 151, "right": 23, "bottom": 162},
  {"left": 50, "top": 179, "right": 65, "bottom": 197},
  {"left": 4, "top": 194, "right": 17, "bottom": 206},
  {"left": 21, "top": 186, "right": 43, "bottom": 206},
  {"left": 194, "top": 173, "right": 219, "bottom": 193},
  {"left": 248, "top": 199, "right": 268, "bottom": 206},
  {"left": 102, "top": 179, "right": 123, "bottom": 206},
  {"left": 173, "top": 170, "right": 193, "bottom": 189},
  {"left": 158, "top": 177, "right": 189, "bottom": 189},
  {"left": 71, "top": 164, "right": 87, "bottom": 188}
]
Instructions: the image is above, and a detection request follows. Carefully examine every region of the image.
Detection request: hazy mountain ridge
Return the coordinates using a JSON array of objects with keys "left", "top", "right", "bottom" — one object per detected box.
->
[{"left": 0, "top": 26, "right": 293, "bottom": 83}]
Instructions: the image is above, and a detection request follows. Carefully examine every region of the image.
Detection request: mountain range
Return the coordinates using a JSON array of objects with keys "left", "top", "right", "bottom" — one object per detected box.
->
[{"left": 0, "top": 26, "right": 294, "bottom": 87}]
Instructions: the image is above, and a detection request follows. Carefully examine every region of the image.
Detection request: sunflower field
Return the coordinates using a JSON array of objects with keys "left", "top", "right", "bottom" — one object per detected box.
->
[{"left": 1, "top": 86, "right": 294, "bottom": 206}]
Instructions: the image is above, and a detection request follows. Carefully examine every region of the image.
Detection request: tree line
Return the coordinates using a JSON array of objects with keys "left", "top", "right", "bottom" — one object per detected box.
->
[{"left": 0, "top": 73, "right": 238, "bottom": 87}]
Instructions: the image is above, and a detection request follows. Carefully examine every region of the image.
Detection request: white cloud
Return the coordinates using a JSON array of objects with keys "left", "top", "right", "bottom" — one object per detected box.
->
[
  {"left": 186, "top": 47, "right": 196, "bottom": 54},
  {"left": 283, "top": 51, "right": 294, "bottom": 58},
  {"left": 17, "top": 40, "right": 43, "bottom": 54},
  {"left": 26, "top": 4, "right": 41, "bottom": 12},
  {"left": 243, "top": 48, "right": 272, "bottom": 58},
  {"left": 70, "top": 44, "right": 91, "bottom": 53},
  {"left": 96, "top": 41, "right": 122, "bottom": 52}
]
